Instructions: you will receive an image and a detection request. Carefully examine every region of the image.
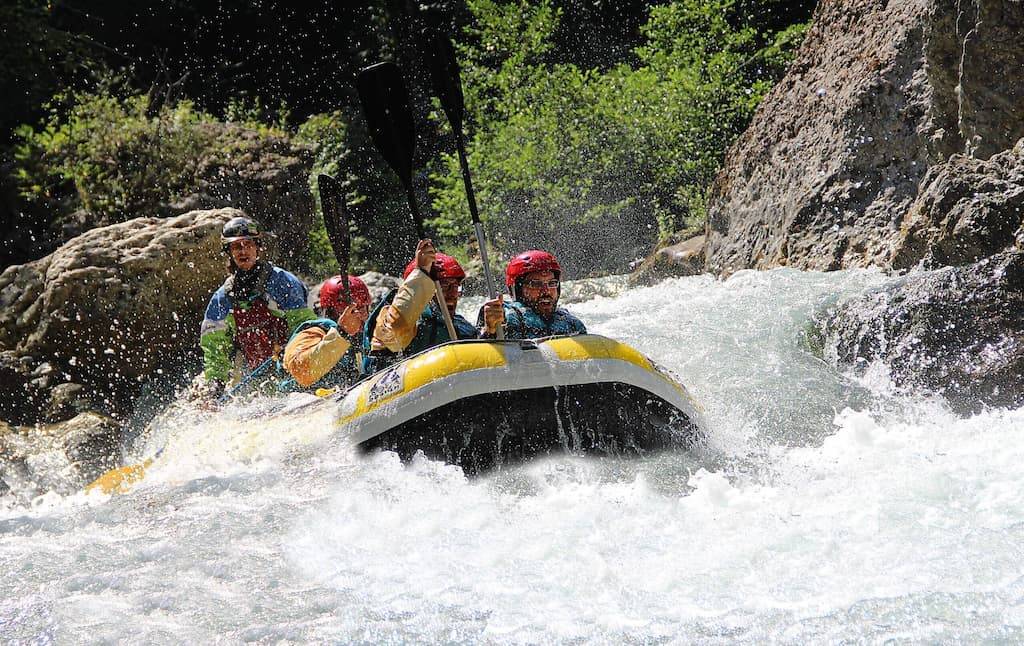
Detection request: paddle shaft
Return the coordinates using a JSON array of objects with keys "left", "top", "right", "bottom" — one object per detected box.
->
[
  {"left": 404, "top": 186, "right": 460, "bottom": 341},
  {"left": 429, "top": 35, "right": 504, "bottom": 338},
  {"left": 318, "top": 173, "right": 353, "bottom": 302},
  {"left": 455, "top": 130, "right": 498, "bottom": 300},
  {"left": 220, "top": 356, "right": 275, "bottom": 402}
]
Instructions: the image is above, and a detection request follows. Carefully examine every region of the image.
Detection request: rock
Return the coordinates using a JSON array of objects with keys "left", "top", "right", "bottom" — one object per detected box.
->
[
  {"left": 0, "top": 412, "right": 121, "bottom": 500},
  {"left": 704, "top": 0, "right": 1024, "bottom": 275},
  {"left": 0, "top": 351, "right": 47, "bottom": 426},
  {"left": 892, "top": 138, "right": 1024, "bottom": 269},
  {"left": 355, "top": 271, "right": 401, "bottom": 303},
  {"left": 812, "top": 251, "right": 1024, "bottom": 415},
  {"left": 629, "top": 235, "right": 706, "bottom": 286},
  {"left": 0, "top": 208, "right": 243, "bottom": 424}
]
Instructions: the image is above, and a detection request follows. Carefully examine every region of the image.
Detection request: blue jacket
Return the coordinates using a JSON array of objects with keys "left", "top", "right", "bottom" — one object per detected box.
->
[
  {"left": 477, "top": 299, "right": 586, "bottom": 340},
  {"left": 200, "top": 262, "right": 315, "bottom": 382}
]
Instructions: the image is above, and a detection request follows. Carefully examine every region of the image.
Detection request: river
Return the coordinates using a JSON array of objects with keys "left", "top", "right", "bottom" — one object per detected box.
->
[{"left": 2, "top": 268, "right": 1022, "bottom": 643}]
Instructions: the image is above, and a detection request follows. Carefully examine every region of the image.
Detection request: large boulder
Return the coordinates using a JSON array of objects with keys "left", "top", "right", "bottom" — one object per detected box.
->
[
  {"left": 0, "top": 412, "right": 121, "bottom": 500},
  {"left": 892, "top": 138, "right": 1024, "bottom": 269},
  {"left": 0, "top": 208, "right": 242, "bottom": 425},
  {"left": 704, "top": 0, "right": 1024, "bottom": 275},
  {"left": 629, "top": 234, "right": 706, "bottom": 286},
  {"left": 812, "top": 251, "right": 1024, "bottom": 415}
]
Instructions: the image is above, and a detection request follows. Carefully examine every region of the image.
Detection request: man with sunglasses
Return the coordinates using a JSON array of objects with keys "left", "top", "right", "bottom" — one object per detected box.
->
[
  {"left": 478, "top": 250, "right": 586, "bottom": 340},
  {"left": 363, "top": 239, "right": 479, "bottom": 373}
]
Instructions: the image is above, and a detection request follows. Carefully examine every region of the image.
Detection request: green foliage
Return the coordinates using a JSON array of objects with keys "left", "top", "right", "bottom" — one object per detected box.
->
[
  {"left": 429, "top": 0, "right": 807, "bottom": 275},
  {"left": 7, "top": 0, "right": 810, "bottom": 278},
  {"left": 14, "top": 86, "right": 217, "bottom": 224}
]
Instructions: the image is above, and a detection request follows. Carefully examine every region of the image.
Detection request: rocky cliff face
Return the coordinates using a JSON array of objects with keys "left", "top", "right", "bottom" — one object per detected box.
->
[
  {"left": 0, "top": 208, "right": 241, "bottom": 426},
  {"left": 704, "top": 0, "right": 1024, "bottom": 274},
  {"left": 892, "top": 139, "right": 1024, "bottom": 269},
  {"left": 701, "top": 0, "right": 1023, "bottom": 415}
]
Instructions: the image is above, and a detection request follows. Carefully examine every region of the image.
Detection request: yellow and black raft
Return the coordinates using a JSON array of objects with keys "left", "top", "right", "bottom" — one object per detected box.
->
[
  {"left": 87, "top": 334, "right": 704, "bottom": 493},
  {"left": 334, "top": 334, "right": 705, "bottom": 474}
]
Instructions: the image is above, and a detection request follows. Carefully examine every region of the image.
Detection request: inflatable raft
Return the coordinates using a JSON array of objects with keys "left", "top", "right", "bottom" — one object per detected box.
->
[
  {"left": 87, "top": 334, "right": 704, "bottom": 493},
  {"left": 334, "top": 334, "right": 705, "bottom": 473}
]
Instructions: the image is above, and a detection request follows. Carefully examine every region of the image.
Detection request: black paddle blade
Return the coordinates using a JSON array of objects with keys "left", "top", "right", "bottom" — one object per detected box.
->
[
  {"left": 356, "top": 62, "right": 416, "bottom": 189},
  {"left": 426, "top": 33, "right": 465, "bottom": 132},
  {"left": 317, "top": 173, "right": 352, "bottom": 298}
]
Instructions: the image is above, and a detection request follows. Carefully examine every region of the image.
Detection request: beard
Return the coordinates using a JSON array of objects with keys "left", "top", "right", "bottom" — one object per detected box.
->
[{"left": 525, "top": 293, "right": 557, "bottom": 318}]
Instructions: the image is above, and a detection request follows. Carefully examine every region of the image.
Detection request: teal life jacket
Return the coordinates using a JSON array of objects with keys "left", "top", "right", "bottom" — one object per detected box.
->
[
  {"left": 477, "top": 299, "right": 586, "bottom": 340},
  {"left": 361, "top": 289, "right": 479, "bottom": 374},
  {"left": 278, "top": 318, "right": 364, "bottom": 393}
]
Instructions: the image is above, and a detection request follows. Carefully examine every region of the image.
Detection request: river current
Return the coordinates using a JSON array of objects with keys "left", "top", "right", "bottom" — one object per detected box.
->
[{"left": 2, "top": 268, "right": 1022, "bottom": 643}]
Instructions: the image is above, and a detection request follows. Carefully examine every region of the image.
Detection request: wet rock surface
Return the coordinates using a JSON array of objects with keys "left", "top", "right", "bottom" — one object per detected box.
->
[
  {"left": 0, "top": 412, "right": 121, "bottom": 500},
  {"left": 630, "top": 235, "right": 706, "bottom": 286},
  {"left": 893, "top": 139, "right": 1024, "bottom": 269},
  {"left": 813, "top": 251, "right": 1024, "bottom": 415},
  {"left": 0, "top": 208, "right": 242, "bottom": 425}
]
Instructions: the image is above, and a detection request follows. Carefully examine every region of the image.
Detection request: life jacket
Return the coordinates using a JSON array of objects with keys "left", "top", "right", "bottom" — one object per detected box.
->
[
  {"left": 485, "top": 299, "right": 587, "bottom": 340},
  {"left": 230, "top": 299, "right": 289, "bottom": 368},
  {"left": 362, "top": 289, "right": 479, "bottom": 374},
  {"left": 225, "top": 262, "right": 291, "bottom": 368}
]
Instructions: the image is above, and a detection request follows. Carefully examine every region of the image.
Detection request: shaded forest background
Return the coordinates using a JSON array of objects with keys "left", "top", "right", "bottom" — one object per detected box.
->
[{"left": 2, "top": 0, "right": 814, "bottom": 278}]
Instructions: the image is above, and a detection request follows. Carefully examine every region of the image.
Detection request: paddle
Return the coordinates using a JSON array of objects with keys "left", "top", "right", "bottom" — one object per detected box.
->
[
  {"left": 356, "top": 61, "right": 459, "bottom": 342},
  {"left": 424, "top": 32, "right": 503, "bottom": 317},
  {"left": 317, "top": 173, "right": 352, "bottom": 301},
  {"left": 317, "top": 172, "right": 367, "bottom": 373}
]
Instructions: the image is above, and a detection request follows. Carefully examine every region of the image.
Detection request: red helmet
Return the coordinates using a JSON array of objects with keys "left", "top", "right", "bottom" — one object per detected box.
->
[
  {"left": 402, "top": 253, "right": 466, "bottom": 281},
  {"left": 319, "top": 275, "right": 371, "bottom": 310},
  {"left": 505, "top": 250, "right": 561, "bottom": 295}
]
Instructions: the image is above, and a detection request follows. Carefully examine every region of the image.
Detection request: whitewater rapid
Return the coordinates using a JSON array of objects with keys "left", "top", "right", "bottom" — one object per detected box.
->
[{"left": 2, "top": 268, "right": 1023, "bottom": 643}]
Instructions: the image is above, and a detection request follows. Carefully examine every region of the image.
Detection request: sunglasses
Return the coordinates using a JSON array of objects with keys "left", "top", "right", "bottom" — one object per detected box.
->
[
  {"left": 439, "top": 279, "right": 463, "bottom": 292},
  {"left": 523, "top": 279, "right": 560, "bottom": 290}
]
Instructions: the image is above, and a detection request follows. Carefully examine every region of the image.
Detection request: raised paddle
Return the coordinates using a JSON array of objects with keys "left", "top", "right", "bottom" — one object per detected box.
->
[
  {"left": 318, "top": 172, "right": 366, "bottom": 373},
  {"left": 317, "top": 173, "right": 353, "bottom": 301},
  {"left": 424, "top": 32, "right": 504, "bottom": 320},
  {"left": 356, "top": 61, "right": 459, "bottom": 342}
]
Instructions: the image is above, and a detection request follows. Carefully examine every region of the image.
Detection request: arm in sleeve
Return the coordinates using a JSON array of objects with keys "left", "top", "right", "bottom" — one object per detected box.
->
[
  {"left": 200, "top": 291, "right": 234, "bottom": 383},
  {"left": 268, "top": 268, "right": 318, "bottom": 332},
  {"left": 371, "top": 269, "right": 435, "bottom": 353},
  {"left": 283, "top": 326, "right": 352, "bottom": 388}
]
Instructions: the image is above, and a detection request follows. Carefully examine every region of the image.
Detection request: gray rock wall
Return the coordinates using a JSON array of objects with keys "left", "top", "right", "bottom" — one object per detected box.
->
[{"left": 704, "top": 0, "right": 1024, "bottom": 275}]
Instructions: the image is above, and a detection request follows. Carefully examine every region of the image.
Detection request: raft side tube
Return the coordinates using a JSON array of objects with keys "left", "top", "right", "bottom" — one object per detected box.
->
[{"left": 337, "top": 334, "right": 706, "bottom": 471}]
